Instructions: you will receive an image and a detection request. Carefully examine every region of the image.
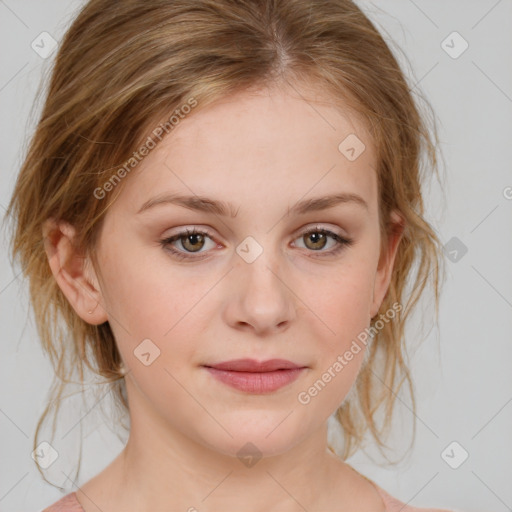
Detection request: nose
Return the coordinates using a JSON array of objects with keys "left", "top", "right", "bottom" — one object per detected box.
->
[{"left": 222, "top": 245, "right": 297, "bottom": 336}]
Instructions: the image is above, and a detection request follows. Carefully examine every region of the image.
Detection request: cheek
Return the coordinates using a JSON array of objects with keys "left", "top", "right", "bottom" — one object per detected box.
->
[
  {"left": 298, "top": 258, "right": 376, "bottom": 396},
  {"left": 98, "top": 240, "right": 182, "bottom": 329},
  {"left": 95, "top": 250, "right": 173, "bottom": 368},
  {"left": 309, "top": 262, "right": 375, "bottom": 343},
  {"left": 295, "top": 275, "right": 374, "bottom": 412},
  {"left": 97, "top": 244, "right": 216, "bottom": 377}
]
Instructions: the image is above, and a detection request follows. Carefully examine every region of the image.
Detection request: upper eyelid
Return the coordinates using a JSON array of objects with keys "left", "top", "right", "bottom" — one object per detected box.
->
[{"left": 165, "top": 224, "right": 344, "bottom": 241}]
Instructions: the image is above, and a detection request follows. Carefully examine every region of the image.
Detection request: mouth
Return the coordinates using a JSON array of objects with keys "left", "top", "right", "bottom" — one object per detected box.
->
[{"left": 201, "top": 358, "right": 308, "bottom": 393}]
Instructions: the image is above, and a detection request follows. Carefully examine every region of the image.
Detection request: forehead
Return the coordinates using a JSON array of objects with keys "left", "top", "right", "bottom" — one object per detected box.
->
[{"left": 113, "top": 84, "right": 378, "bottom": 216}]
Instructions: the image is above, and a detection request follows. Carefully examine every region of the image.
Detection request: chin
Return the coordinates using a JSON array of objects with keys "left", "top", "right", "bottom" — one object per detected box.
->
[{"left": 196, "top": 416, "right": 313, "bottom": 461}]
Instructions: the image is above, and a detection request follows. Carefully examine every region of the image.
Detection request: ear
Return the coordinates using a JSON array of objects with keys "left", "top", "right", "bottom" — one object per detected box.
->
[
  {"left": 370, "top": 210, "right": 405, "bottom": 319},
  {"left": 42, "top": 218, "right": 108, "bottom": 325}
]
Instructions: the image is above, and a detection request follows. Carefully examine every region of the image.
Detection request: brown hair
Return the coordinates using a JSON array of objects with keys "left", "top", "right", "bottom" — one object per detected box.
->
[{"left": 5, "top": 0, "right": 446, "bottom": 488}]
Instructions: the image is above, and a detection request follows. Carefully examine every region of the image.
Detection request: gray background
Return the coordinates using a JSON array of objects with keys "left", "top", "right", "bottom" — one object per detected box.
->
[{"left": 1, "top": 1, "right": 511, "bottom": 511}]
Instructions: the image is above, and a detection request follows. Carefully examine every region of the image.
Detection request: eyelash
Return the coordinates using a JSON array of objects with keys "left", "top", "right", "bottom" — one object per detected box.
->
[{"left": 160, "top": 226, "right": 354, "bottom": 262}]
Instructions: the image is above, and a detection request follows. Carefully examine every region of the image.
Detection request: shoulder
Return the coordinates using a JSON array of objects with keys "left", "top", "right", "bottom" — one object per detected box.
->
[
  {"left": 40, "top": 492, "right": 84, "bottom": 512},
  {"left": 345, "top": 464, "right": 457, "bottom": 512},
  {"left": 371, "top": 482, "right": 458, "bottom": 512}
]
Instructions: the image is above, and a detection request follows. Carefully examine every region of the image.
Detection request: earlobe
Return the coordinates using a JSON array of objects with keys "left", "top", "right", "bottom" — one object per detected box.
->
[
  {"left": 42, "top": 218, "right": 108, "bottom": 325},
  {"left": 370, "top": 211, "right": 405, "bottom": 319}
]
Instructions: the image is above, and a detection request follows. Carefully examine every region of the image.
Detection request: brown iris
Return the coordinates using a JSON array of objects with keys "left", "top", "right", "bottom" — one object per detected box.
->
[
  {"left": 303, "top": 232, "right": 328, "bottom": 251},
  {"left": 181, "top": 232, "right": 206, "bottom": 252}
]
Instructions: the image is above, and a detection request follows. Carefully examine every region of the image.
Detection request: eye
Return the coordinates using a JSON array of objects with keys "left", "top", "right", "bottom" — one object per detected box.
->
[
  {"left": 292, "top": 225, "right": 354, "bottom": 258},
  {"left": 160, "top": 228, "right": 216, "bottom": 260},
  {"left": 160, "top": 225, "right": 354, "bottom": 261}
]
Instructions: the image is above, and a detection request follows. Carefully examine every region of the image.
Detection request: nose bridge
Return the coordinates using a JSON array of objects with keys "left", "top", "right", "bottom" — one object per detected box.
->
[
  {"left": 235, "top": 232, "right": 285, "bottom": 294},
  {"left": 228, "top": 232, "right": 296, "bottom": 331}
]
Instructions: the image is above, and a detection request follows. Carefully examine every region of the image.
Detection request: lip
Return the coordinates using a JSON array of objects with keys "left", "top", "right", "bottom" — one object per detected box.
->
[
  {"left": 205, "top": 358, "right": 304, "bottom": 372},
  {"left": 202, "top": 358, "right": 307, "bottom": 393}
]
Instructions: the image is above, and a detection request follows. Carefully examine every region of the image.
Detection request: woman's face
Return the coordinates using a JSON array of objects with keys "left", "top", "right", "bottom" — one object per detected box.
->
[{"left": 87, "top": 83, "right": 402, "bottom": 458}]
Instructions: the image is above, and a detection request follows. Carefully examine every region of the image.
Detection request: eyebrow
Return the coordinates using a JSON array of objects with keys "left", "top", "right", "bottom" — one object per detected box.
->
[{"left": 136, "top": 192, "right": 369, "bottom": 217}]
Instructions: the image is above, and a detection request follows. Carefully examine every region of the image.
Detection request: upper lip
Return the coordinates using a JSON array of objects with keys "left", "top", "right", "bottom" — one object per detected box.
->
[{"left": 203, "top": 358, "right": 306, "bottom": 372}]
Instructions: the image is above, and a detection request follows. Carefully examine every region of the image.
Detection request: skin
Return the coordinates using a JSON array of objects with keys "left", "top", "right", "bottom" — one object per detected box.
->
[{"left": 44, "top": 81, "right": 404, "bottom": 511}]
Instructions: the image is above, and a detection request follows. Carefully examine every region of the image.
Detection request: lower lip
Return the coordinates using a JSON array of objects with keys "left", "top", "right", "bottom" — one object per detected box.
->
[{"left": 203, "top": 367, "right": 306, "bottom": 393}]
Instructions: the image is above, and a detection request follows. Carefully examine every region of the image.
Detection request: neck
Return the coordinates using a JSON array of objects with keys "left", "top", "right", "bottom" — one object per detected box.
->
[{"left": 76, "top": 377, "right": 372, "bottom": 512}]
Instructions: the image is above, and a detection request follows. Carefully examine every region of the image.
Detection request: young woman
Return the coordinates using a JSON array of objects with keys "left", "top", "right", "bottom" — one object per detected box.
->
[{"left": 7, "top": 0, "right": 453, "bottom": 510}]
